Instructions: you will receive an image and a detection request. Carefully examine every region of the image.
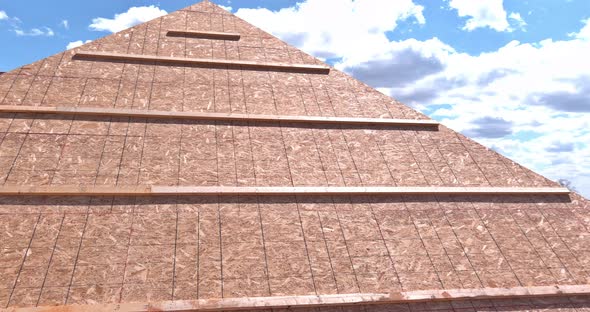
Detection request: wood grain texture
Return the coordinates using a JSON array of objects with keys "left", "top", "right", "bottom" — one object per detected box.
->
[
  {"left": 2, "top": 1, "right": 590, "bottom": 311},
  {"left": 0, "top": 105, "right": 440, "bottom": 127},
  {"left": 167, "top": 29, "right": 241, "bottom": 40},
  {"left": 74, "top": 51, "right": 331, "bottom": 74},
  {"left": 0, "top": 185, "right": 570, "bottom": 196},
  {"left": 11, "top": 285, "right": 590, "bottom": 312}
]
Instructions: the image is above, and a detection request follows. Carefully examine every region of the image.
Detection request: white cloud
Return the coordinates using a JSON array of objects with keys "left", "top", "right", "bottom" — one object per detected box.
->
[
  {"left": 235, "top": 0, "right": 590, "bottom": 198},
  {"left": 61, "top": 19, "right": 69, "bottom": 29},
  {"left": 373, "top": 37, "right": 590, "bottom": 197},
  {"left": 448, "top": 0, "right": 525, "bottom": 32},
  {"left": 66, "top": 39, "right": 91, "bottom": 49},
  {"left": 14, "top": 27, "right": 54, "bottom": 37},
  {"left": 508, "top": 12, "right": 526, "bottom": 31},
  {"left": 449, "top": 0, "right": 509, "bottom": 31},
  {"left": 236, "top": 0, "right": 425, "bottom": 61},
  {"left": 90, "top": 5, "right": 167, "bottom": 33},
  {"left": 1, "top": 10, "right": 55, "bottom": 37},
  {"left": 573, "top": 18, "right": 590, "bottom": 40},
  {"left": 220, "top": 5, "right": 233, "bottom": 12},
  {"left": 0, "top": 11, "right": 21, "bottom": 24}
]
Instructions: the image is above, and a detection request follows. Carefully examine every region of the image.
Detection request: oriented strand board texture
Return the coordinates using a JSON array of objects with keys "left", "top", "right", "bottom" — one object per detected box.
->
[
  {"left": 0, "top": 0, "right": 589, "bottom": 310},
  {"left": 0, "top": 120, "right": 563, "bottom": 187},
  {"left": 0, "top": 0, "right": 559, "bottom": 190},
  {"left": 1, "top": 195, "right": 590, "bottom": 308}
]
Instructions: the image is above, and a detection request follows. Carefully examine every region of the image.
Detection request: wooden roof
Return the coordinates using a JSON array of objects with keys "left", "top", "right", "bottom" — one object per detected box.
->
[{"left": 0, "top": 0, "right": 588, "bottom": 310}]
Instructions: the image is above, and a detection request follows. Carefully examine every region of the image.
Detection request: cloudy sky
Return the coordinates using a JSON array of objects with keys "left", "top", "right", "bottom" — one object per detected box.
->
[{"left": 1, "top": 0, "right": 589, "bottom": 197}]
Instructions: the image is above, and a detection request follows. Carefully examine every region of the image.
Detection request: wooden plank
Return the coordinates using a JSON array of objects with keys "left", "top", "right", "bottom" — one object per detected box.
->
[
  {"left": 0, "top": 105, "right": 440, "bottom": 127},
  {"left": 167, "top": 29, "right": 241, "bottom": 40},
  {"left": 150, "top": 186, "right": 571, "bottom": 196},
  {"left": 0, "top": 185, "right": 151, "bottom": 196},
  {"left": 0, "top": 185, "right": 570, "bottom": 196},
  {"left": 11, "top": 285, "right": 590, "bottom": 312},
  {"left": 74, "top": 51, "right": 331, "bottom": 74}
]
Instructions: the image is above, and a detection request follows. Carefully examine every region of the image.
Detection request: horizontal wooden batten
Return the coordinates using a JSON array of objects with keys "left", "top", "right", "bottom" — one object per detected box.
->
[
  {"left": 0, "top": 105, "right": 440, "bottom": 127},
  {"left": 13, "top": 285, "right": 590, "bottom": 311},
  {"left": 74, "top": 51, "right": 331, "bottom": 74},
  {"left": 167, "top": 29, "right": 241, "bottom": 40},
  {"left": 0, "top": 186, "right": 570, "bottom": 197}
]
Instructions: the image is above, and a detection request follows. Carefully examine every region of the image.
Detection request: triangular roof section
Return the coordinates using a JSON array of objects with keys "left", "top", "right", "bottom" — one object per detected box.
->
[
  {"left": 0, "top": 0, "right": 569, "bottom": 190},
  {"left": 0, "top": 0, "right": 589, "bottom": 310}
]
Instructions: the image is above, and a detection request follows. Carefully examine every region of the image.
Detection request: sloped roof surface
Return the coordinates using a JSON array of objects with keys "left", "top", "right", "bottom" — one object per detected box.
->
[{"left": 0, "top": 0, "right": 589, "bottom": 310}]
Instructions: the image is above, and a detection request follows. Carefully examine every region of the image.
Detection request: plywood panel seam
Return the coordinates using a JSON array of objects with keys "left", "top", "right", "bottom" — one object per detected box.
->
[
  {"left": 0, "top": 68, "right": 23, "bottom": 105},
  {"left": 6, "top": 214, "right": 42, "bottom": 308},
  {"left": 34, "top": 213, "right": 67, "bottom": 306}
]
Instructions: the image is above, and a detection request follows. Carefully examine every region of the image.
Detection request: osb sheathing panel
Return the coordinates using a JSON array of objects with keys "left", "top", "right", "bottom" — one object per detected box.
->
[
  {"left": 1, "top": 0, "right": 590, "bottom": 310},
  {"left": 0, "top": 120, "right": 557, "bottom": 188},
  {"left": 0, "top": 13, "right": 555, "bottom": 190},
  {"left": 0, "top": 194, "right": 590, "bottom": 308}
]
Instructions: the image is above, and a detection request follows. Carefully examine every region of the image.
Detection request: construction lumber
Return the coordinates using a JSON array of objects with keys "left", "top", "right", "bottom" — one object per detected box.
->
[
  {"left": 10, "top": 285, "right": 590, "bottom": 312},
  {"left": 0, "top": 105, "right": 440, "bottom": 127},
  {"left": 167, "top": 29, "right": 241, "bottom": 40},
  {"left": 0, "top": 185, "right": 570, "bottom": 196},
  {"left": 74, "top": 51, "right": 331, "bottom": 74}
]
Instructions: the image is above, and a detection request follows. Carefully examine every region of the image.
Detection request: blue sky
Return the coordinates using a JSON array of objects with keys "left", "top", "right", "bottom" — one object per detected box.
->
[
  {"left": 1, "top": 0, "right": 588, "bottom": 71},
  {"left": 1, "top": 0, "right": 589, "bottom": 196}
]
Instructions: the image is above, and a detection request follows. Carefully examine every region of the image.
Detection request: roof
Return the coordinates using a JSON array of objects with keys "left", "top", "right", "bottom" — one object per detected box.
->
[{"left": 0, "top": 0, "right": 589, "bottom": 311}]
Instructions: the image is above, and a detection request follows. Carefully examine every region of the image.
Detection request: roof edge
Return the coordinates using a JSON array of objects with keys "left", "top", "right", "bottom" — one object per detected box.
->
[{"left": 9, "top": 285, "right": 590, "bottom": 312}]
